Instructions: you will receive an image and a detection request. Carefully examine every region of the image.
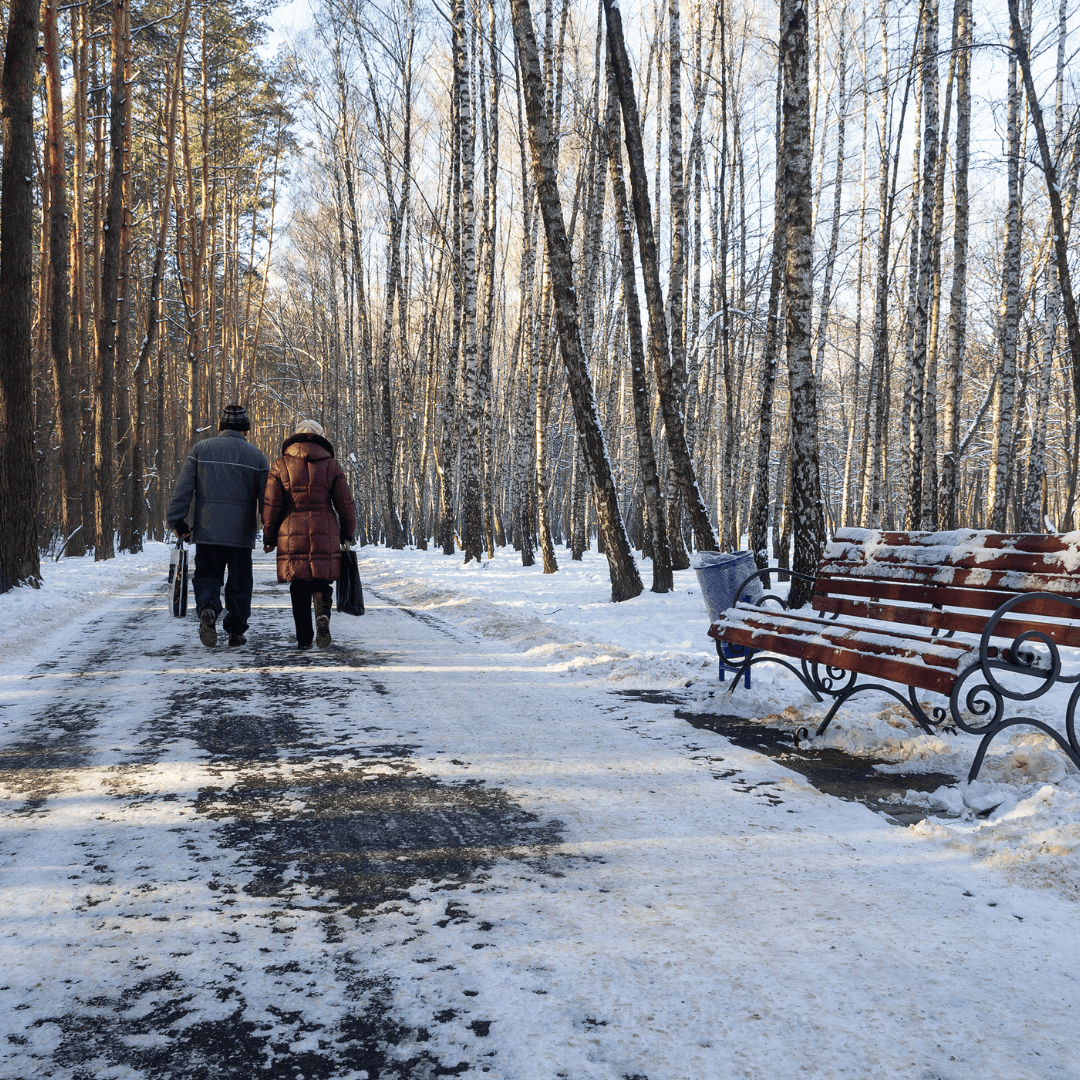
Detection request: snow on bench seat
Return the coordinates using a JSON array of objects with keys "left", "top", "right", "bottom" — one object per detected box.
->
[{"left": 715, "top": 601, "right": 976, "bottom": 697}]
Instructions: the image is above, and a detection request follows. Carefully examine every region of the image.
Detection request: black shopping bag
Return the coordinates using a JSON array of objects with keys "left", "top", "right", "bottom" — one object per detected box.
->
[
  {"left": 171, "top": 538, "right": 189, "bottom": 617},
  {"left": 337, "top": 549, "right": 365, "bottom": 616}
]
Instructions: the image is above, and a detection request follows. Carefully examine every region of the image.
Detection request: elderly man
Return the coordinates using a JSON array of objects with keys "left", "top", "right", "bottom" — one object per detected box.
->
[{"left": 168, "top": 404, "right": 270, "bottom": 647}]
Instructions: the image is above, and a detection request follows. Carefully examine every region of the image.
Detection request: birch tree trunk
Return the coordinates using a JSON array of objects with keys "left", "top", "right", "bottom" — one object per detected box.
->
[
  {"left": 1020, "top": 0, "right": 1067, "bottom": 532},
  {"left": 779, "top": 0, "right": 823, "bottom": 604},
  {"left": 452, "top": 0, "right": 483, "bottom": 562},
  {"left": 748, "top": 52, "right": 785, "bottom": 570},
  {"left": 940, "top": 0, "right": 970, "bottom": 528},
  {"left": 811, "top": 10, "right": 846, "bottom": 391},
  {"left": 988, "top": 27, "right": 1022, "bottom": 530},
  {"left": 1008, "top": 0, "right": 1080, "bottom": 475},
  {"left": 604, "top": 53, "right": 672, "bottom": 592},
  {"left": 905, "top": 0, "right": 938, "bottom": 529},
  {"left": 602, "top": 0, "right": 717, "bottom": 554},
  {"left": 509, "top": 0, "right": 642, "bottom": 601}
]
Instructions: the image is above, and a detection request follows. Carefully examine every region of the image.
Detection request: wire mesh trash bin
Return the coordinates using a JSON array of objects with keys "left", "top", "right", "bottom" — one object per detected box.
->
[{"left": 692, "top": 551, "right": 763, "bottom": 688}]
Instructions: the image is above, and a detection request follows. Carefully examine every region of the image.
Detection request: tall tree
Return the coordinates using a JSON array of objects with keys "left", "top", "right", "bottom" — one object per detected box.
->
[
  {"left": 603, "top": 52, "right": 672, "bottom": 592},
  {"left": 44, "top": 0, "right": 82, "bottom": 556},
  {"left": 779, "top": 0, "right": 823, "bottom": 603},
  {"left": 602, "top": 0, "right": 717, "bottom": 554},
  {"left": 940, "top": 0, "right": 970, "bottom": 528},
  {"left": 509, "top": 0, "right": 643, "bottom": 601},
  {"left": 0, "top": 0, "right": 42, "bottom": 589},
  {"left": 987, "top": 15, "right": 1022, "bottom": 531}
]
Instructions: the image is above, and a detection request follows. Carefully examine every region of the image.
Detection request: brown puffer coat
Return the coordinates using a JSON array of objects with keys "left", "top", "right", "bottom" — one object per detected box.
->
[{"left": 262, "top": 434, "right": 357, "bottom": 583}]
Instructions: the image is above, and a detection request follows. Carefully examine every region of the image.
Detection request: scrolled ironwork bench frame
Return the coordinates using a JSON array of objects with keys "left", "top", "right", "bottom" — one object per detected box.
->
[{"left": 709, "top": 530, "right": 1080, "bottom": 783}]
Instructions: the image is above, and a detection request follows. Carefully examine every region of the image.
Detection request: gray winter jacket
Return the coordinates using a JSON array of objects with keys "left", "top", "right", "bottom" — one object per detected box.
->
[{"left": 167, "top": 431, "right": 270, "bottom": 548}]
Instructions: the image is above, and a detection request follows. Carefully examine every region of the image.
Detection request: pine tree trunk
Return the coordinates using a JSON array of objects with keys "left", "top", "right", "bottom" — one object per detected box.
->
[
  {"left": 509, "top": 0, "right": 642, "bottom": 601},
  {"left": 94, "top": 0, "right": 128, "bottom": 561},
  {"left": 117, "top": 0, "right": 134, "bottom": 550},
  {"left": 0, "top": 0, "right": 42, "bottom": 589},
  {"left": 70, "top": 2, "right": 90, "bottom": 557},
  {"left": 45, "top": 0, "right": 82, "bottom": 557}
]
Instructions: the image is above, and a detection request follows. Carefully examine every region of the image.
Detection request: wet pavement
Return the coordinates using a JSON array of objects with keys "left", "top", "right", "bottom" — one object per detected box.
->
[{"left": 614, "top": 690, "right": 958, "bottom": 826}]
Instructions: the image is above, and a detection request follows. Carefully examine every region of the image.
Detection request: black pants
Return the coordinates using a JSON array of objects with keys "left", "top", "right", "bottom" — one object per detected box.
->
[
  {"left": 290, "top": 579, "right": 332, "bottom": 646},
  {"left": 193, "top": 545, "right": 253, "bottom": 635}
]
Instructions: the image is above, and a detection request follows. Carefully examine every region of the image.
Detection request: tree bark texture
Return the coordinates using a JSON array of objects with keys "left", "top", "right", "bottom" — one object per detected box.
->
[
  {"left": 940, "top": 0, "right": 970, "bottom": 528},
  {"left": 604, "top": 52, "right": 671, "bottom": 593},
  {"left": 0, "top": 0, "right": 42, "bottom": 589},
  {"left": 988, "top": 28, "right": 1022, "bottom": 531},
  {"left": 602, "top": 0, "right": 717, "bottom": 555},
  {"left": 44, "top": 0, "right": 82, "bottom": 557},
  {"left": 509, "top": 0, "right": 642, "bottom": 602},
  {"left": 779, "top": 0, "right": 823, "bottom": 605}
]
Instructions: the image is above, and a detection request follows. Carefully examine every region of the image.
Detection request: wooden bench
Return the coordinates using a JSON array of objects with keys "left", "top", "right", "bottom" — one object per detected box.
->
[{"left": 709, "top": 528, "right": 1080, "bottom": 782}]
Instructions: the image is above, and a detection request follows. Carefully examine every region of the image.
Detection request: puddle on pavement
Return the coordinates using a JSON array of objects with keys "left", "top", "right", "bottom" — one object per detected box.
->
[{"left": 614, "top": 690, "right": 958, "bottom": 826}]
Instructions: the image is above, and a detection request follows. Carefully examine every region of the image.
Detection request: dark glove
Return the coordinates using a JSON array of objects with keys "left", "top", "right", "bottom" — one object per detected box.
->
[{"left": 173, "top": 520, "right": 191, "bottom": 539}]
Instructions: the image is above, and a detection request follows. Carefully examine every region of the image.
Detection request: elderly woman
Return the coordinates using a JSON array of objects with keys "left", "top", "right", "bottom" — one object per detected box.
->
[{"left": 262, "top": 420, "right": 357, "bottom": 649}]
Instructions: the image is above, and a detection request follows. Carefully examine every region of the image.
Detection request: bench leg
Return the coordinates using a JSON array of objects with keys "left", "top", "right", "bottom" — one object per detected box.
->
[
  {"left": 967, "top": 715, "right": 1080, "bottom": 783},
  {"left": 716, "top": 641, "right": 751, "bottom": 690},
  {"left": 814, "top": 682, "right": 941, "bottom": 739}
]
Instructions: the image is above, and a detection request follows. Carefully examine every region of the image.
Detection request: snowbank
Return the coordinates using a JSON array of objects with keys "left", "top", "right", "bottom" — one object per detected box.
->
[{"left": 2, "top": 545, "right": 167, "bottom": 677}]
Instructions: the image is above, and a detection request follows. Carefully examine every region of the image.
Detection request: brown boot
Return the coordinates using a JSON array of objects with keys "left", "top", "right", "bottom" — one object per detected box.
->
[{"left": 314, "top": 592, "right": 332, "bottom": 648}]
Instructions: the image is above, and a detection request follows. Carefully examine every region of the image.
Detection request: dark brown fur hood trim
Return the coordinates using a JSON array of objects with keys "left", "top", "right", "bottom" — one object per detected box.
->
[{"left": 282, "top": 432, "right": 335, "bottom": 457}]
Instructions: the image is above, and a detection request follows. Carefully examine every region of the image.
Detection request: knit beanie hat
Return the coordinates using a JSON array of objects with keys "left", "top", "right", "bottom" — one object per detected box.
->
[
  {"left": 219, "top": 404, "right": 250, "bottom": 431},
  {"left": 294, "top": 419, "right": 325, "bottom": 437}
]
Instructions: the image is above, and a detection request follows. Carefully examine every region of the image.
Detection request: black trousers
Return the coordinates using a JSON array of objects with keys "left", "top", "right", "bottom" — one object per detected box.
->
[
  {"left": 193, "top": 545, "right": 253, "bottom": 635},
  {"left": 289, "top": 579, "right": 332, "bottom": 646}
]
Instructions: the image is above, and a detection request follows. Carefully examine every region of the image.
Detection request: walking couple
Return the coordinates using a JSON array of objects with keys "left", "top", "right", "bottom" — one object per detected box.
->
[{"left": 167, "top": 406, "right": 357, "bottom": 650}]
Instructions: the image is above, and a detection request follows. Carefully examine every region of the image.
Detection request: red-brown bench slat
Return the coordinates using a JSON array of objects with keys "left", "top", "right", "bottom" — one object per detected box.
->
[
  {"left": 812, "top": 594, "right": 1080, "bottom": 648},
  {"left": 718, "top": 620, "right": 963, "bottom": 697},
  {"left": 811, "top": 576, "right": 1078, "bottom": 616},
  {"left": 817, "top": 561, "right": 1080, "bottom": 596}
]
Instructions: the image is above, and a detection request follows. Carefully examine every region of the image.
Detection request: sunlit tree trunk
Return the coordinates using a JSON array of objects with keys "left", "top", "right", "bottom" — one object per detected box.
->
[
  {"left": 604, "top": 52, "right": 671, "bottom": 592},
  {"left": 45, "top": 0, "right": 82, "bottom": 556},
  {"left": 779, "top": 0, "right": 823, "bottom": 604},
  {"left": 602, "top": 0, "right": 717, "bottom": 554},
  {"left": 988, "top": 23, "right": 1022, "bottom": 530},
  {"left": 510, "top": 0, "right": 642, "bottom": 601},
  {"left": 940, "top": 0, "right": 970, "bottom": 529}
]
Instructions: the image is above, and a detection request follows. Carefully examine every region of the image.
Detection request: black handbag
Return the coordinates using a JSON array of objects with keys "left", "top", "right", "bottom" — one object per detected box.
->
[{"left": 336, "top": 549, "right": 365, "bottom": 616}]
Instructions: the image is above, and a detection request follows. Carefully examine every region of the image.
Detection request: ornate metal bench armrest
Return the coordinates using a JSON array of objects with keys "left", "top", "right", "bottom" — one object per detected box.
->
[
  {"left": 731, "top": 567, "right": 815, "bottom": 612},
  {"left": 976, "top": 591, "right": 1080, "bottom": 703}
]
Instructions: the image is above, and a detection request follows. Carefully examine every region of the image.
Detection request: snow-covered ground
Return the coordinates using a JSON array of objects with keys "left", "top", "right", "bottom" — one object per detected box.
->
[
  {"left": 1, "top": 542, "right": 1079, "bottom": 1078},
  {"left": 359, "top": 543, "right": 1080, "bottom": 903}
]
